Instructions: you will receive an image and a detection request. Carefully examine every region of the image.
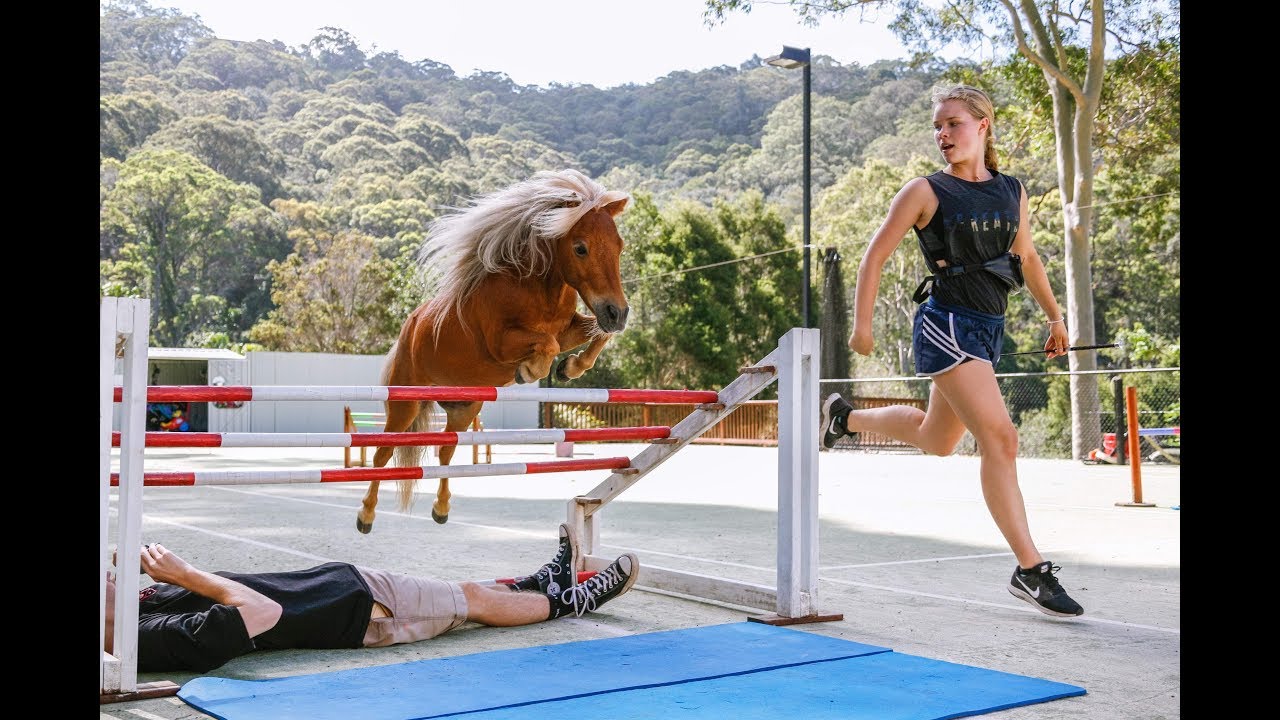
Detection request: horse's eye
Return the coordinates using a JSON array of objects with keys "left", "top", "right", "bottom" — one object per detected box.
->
[{"left": 574, "top": 243, "right": 588, "bottom": 257}]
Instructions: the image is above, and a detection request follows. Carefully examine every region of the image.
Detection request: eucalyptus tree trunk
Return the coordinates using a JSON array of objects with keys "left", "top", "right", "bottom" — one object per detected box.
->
[{"left": 1008, "top": 0, "right": 1106, "bottom": 458}]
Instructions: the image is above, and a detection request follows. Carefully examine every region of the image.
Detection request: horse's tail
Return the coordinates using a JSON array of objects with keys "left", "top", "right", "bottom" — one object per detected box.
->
[
  {"left": 394, "top": 407, "right": 433, "bottom": 512},
  {"left": 380, "top": 341, "right": 433, "bottom": 512}
]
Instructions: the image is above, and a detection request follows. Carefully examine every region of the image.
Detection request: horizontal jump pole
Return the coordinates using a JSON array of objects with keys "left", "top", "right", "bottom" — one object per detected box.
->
[
  {"left": 480, "top": 570, "right": 596, "bottom": 588},
  {"left": 110, "top": 456, "right": 633, "bottom": 487},
  {"left": 112, "top": 426, "right": 672, "bottom": 448},
  {"left": 113, "top": 385, "right": 720, "bottom": 404}
]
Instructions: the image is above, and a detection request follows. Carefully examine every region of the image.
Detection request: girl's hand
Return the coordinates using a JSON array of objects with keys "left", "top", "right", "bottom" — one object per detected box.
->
[
  {"left": 849, "top": 328, "right": 874, "bottom": 356},
  {"left": 1044, "top": 321, "right": 1069, "bottom": 359}
]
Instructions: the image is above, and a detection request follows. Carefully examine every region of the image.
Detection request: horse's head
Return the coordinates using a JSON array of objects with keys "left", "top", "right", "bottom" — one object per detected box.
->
[{"left": 557, "top": 197, "right": 630, "bottom": 333}]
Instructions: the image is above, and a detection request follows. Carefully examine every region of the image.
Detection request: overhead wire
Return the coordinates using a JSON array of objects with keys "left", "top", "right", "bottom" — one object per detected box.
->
[{"left": 622, "top": 190, "right": 1178, "bottom": 285}]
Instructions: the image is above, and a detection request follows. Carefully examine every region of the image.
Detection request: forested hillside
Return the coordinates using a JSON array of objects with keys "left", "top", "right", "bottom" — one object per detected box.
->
[{"left": 100, "top": 0, "right": 1179, "bottom": 402}]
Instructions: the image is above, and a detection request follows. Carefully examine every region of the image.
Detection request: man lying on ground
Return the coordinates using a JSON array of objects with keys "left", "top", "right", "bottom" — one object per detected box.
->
[{"left": 104, "top": 524, "right": 638, "bottom": 672}]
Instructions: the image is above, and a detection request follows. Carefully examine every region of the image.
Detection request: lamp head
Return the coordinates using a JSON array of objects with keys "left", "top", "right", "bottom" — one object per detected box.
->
[{"left": 765, "top": 45, "right": 810, "bottom": 69}]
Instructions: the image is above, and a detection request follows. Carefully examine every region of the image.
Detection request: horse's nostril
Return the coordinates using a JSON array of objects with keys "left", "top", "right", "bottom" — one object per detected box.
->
[{"left": 594, "top": 302, "right": 628, "bottom": 331}]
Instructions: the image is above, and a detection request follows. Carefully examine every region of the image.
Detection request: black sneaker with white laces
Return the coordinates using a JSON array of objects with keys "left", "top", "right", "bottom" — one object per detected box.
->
[
  {"left": 509, "top": 523, "right": 577, "bottom": 596},
  {"left": 1007, "top": 561, "right": 1084, "bottom": 617},
  {"left": 549, "top": 553, "right": 639, "bottom": 619},
  {"left": 820, "top": 393, "right": 855, "bottom": 450}
]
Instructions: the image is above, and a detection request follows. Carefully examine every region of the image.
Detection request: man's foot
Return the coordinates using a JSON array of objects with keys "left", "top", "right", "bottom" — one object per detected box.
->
[
  {"left": 820, "top": 393, "right": 855, "bottom": 450},
  {"left": 510, "top": 523, "right": 577, "bottom": 596},
  {"left": 1007, "top": 561, "right": 1084, "bottom": 617},
  {"left": 550, "top": 553, "right": 639, "bottom": 618}
]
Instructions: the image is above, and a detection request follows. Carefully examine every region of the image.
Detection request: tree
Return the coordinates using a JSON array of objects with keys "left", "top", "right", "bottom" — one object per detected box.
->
[
  {"left": 248, "top": 200, "right": 411, "bottom": 354},
  {"left": 100, "top": 0, "right": 212, "bottom": 69},
  {"left": 596, "top": 197, "right": 736, "bottom": 390},
  {"left": 179, "top": 38, "right": 313, "bottom": 91},
  {"left": 144, "top": 115, "right": 287, "bottom": 199},
  {"left": 703, "top": 0, "right": 1180, "bottom": 458},
  {"left": 303, "top": 27, "right": 368, "bottom": 78},
  {"left": 813, "top": 156, "right": 936, "bottom": 381},
  {"left": 100, "top": 149, "right": 286, "bottom": 346},
  {"left": 100, "top": 92, "right": 177, "bottom": 159},
  {"left": 713, "top": 190, "right": 801, "bottom": 372}
]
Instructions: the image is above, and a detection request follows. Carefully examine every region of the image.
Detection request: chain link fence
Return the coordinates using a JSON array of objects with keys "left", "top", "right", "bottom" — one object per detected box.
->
[{"left": 820, "top": 367, "right": 1180, "bottom": 461}]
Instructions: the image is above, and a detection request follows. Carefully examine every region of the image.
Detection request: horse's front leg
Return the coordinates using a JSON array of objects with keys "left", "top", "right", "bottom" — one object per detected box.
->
[
  {"left": 493, "top": 329, "right": 560, "bottom": 385},
  {"left": 555, "top": 313, "right": 612, "bottom": 381}
]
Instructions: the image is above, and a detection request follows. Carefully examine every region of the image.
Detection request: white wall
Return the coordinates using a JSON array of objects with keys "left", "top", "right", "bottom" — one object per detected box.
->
[
  {"left": 247, "top": 352, "right": 387, "bottom": 433},
  {"left": 114, "top": 350, "right": 541, "bottom": 434},
  {"left": 246, "top": 351, "right": 539, "bottom": 433}
]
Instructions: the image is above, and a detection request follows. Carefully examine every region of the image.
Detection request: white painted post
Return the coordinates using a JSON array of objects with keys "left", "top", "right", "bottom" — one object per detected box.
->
[
  {"left": 99, "top": 298, "right": 117, "bottom": 693},
  {"left": 102, "top": 298, "right": 150, "bottom": 695},
  {"left": 775, "top": 327, "right": 820, "bottom": 617}
]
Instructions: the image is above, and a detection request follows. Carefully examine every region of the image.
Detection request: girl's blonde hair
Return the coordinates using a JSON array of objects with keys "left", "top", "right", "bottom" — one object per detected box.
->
[{"left": 931, "top": 84, "right": 998, "bottom": 171}]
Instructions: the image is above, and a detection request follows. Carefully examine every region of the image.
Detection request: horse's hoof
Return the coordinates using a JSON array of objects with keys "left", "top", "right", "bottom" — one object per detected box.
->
[
  {"left": 555, "top": 358, "right": 571, "bottom": 383},
  {"left": 356, "top": 518, "right": 373, "bottom": 534},
  {"left": 431, "top": 509, "right": 449, "bottom": 524}
]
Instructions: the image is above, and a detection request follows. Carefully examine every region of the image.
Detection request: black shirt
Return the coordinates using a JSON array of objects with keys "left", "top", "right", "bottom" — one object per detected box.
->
[
  {"left": 137, "top": 562, "right": 374, "bottom": 672},
  {"left": 913, "top": 170, "right": 1024, "bottom": 315}
]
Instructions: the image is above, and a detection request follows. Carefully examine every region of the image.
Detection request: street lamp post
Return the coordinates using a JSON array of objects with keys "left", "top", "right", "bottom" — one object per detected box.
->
[{"left": 766, "top": 45, "right": 811, "bottom": 328}]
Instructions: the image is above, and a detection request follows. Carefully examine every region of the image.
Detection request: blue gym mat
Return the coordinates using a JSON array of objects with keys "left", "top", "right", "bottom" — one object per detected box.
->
[{"left": 178, "top": 622, "right": 1085, "bottom": 720}]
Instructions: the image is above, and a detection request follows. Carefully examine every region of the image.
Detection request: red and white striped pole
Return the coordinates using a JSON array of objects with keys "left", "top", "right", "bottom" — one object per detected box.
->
[
  {"left": 478, "top": 571, "right": 597, "bottom": 588},
  {"left": 113, "top": 385, "right": 719, "bottom": 404},
  {"left": 110, "top": 456, "right": 634, "bottom": 487},
  {"left": 112, "top": 426, "right": 672, "bottom": 448}
]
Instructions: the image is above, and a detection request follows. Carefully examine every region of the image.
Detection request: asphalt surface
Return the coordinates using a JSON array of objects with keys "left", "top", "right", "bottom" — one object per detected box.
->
[{"left": 101, "top": 442, "right": 1180, "bottom": 719}]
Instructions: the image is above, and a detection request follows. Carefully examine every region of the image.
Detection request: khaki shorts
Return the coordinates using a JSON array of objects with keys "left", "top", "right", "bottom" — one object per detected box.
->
[{"left": 356, "top": 567, "right": 469, "bottom": 647}]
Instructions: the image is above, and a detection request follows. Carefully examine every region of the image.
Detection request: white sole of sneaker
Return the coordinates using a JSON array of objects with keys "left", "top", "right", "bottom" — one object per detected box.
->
[
  {"left": 821, "top": 393, "right": 843, "bottom": 422},
  {"left": 556, "top": 523, "right": 580, "bottom": 585},
  {"left": 559, "top": 523, "right": 579, "bottom": 565},
  {"left": 613, "top": 553, "right": 640, "bottom": 597},
  {"left": 1006, "top": 585, "right": 1083, "bottom": 618},
  {"left": 820, "top": 393, "right": 852, "bottom": 449}
]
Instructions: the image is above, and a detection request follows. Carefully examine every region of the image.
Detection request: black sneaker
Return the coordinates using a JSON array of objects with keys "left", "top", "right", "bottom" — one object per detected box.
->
[
  {"left": 1007, "top": 561, "right": 1085, "bottom": 617},
  {"left": 549, "top": 553, "right": 639, "bottom": 618},
  {"left": 510, "top": 523, "right": 577, "bottom": 596},
  {"left": 820, "top": 393, "right": 855, "bottom": 450}
]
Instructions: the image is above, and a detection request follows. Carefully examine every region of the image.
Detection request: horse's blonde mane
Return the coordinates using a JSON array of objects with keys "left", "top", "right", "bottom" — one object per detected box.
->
[{"left": 417, "top": 169, "right": 628, "bottom": 332}]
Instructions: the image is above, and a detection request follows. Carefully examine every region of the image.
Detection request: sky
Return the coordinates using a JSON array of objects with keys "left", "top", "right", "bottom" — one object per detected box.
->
[{"left": 147, "top": 0, "right": 969, "bottom": 89}]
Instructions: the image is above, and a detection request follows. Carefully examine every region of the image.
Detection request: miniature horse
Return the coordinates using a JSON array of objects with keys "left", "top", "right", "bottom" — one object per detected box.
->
[{"left": 356, "top": 169, "right": 630, "bottom": 533}]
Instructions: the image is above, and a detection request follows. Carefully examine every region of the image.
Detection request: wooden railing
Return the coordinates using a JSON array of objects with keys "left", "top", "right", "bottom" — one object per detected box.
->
[
  {"left": 342, "top": 407, "right": 491, "bottom": 466},
  {"left": 542, "top": 396, "right": 927, "bottom": 449}
]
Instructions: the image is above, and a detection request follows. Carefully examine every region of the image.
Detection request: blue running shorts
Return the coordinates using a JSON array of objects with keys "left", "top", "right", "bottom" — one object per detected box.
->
[{"left": 913, "top": 297, "right": 1005, "bottom": 376}]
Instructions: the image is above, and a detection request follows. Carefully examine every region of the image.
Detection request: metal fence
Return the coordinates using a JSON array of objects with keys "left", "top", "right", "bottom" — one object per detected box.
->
[
  {"left": 820, "top": 367, "right": 1181, "bottom": 461},
  {"left": 544, "top": 400, "right": 782, "bottom": 446}
]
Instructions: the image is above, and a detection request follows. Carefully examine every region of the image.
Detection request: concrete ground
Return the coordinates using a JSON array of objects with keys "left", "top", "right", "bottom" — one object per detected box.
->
[{"left": 101, "top": 442, "right": 1180, "bottom": 719}]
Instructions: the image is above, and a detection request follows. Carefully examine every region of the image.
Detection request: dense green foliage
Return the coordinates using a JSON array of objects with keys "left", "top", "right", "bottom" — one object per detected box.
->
[{"left": 100, "top": 0, "right": 1178, "bottom": 400}]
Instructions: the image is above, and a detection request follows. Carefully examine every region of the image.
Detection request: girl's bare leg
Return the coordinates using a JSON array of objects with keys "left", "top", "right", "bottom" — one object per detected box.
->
[{"left": 843, "top": 361, "right": 1042, "bottom": 568}]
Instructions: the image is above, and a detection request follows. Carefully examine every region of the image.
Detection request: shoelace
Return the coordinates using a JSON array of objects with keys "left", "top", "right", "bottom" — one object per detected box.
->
[
  {"left": 561, "top": 563, "right": 626, "bottom": 617},
  {"left": 538, "top": 561, "right": 565, "bottom": 595},
  {"left": 1038, "top": 563, "right": 1065, "bottom": 594},
  {"left": 532, "top": 538, "right": 573, "bottom": 591}
]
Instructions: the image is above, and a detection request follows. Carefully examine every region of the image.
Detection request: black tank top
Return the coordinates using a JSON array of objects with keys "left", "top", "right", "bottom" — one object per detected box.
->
[{"left": 913, "top": 170, "right": 1023, "bottom": 315}]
